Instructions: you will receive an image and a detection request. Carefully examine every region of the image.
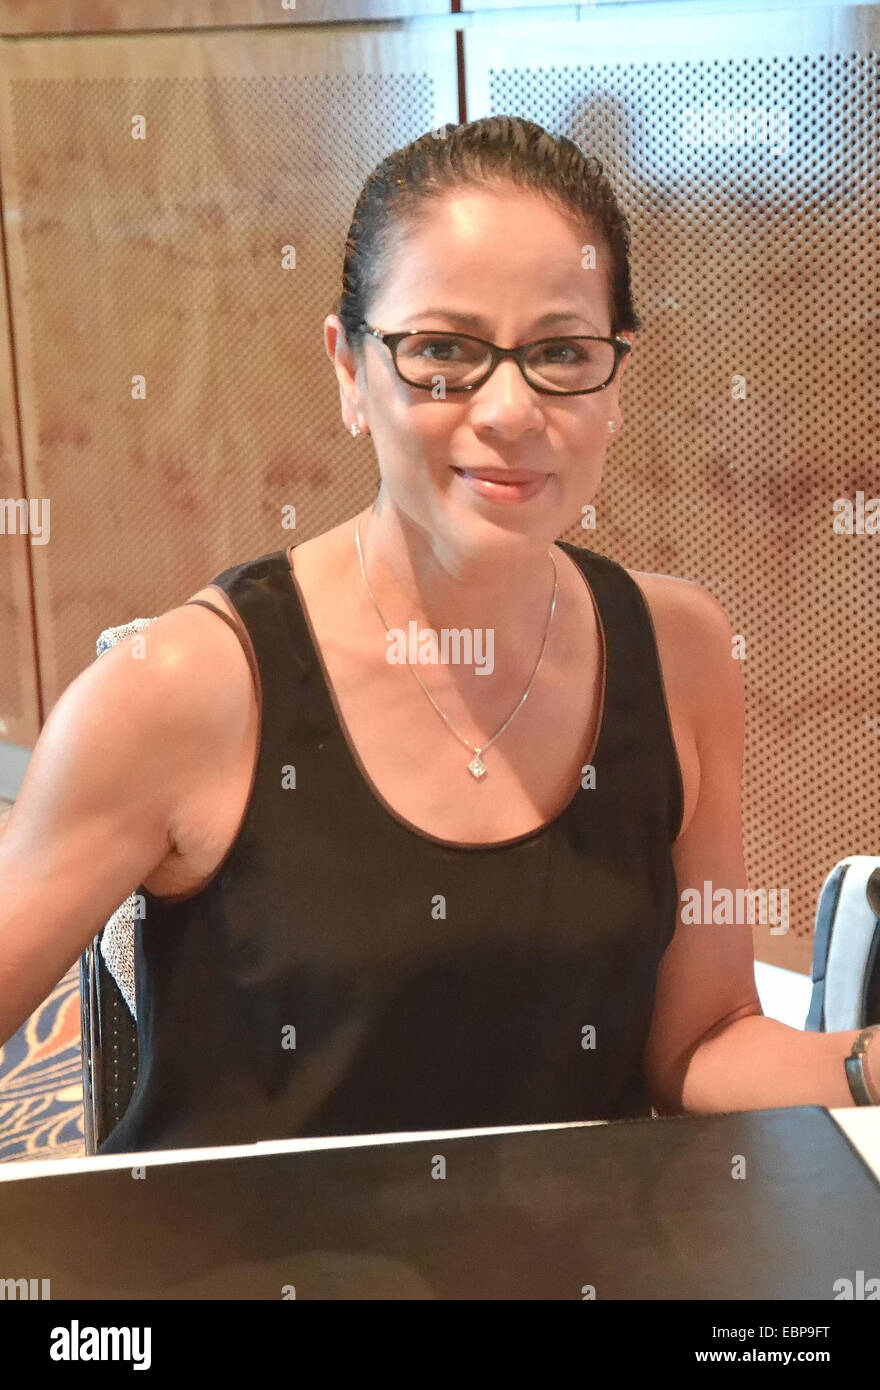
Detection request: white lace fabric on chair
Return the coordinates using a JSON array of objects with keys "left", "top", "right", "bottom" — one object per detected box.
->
[{"left": 95, "top": 617, "right": 158, "bottom": 1021}]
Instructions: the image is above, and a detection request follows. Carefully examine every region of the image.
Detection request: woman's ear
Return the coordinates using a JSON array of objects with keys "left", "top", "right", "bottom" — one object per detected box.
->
[
  {"left": 617, "top": 331, "right": 635, "bottom": 380},
  {"left": 324, "top": 314, "right": 363, "bottom": 427}
]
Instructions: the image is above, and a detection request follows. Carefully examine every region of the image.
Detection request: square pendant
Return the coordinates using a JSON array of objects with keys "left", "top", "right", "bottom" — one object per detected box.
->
[{"left": 468, "top": 754, "right": 487, "bottom": 779}]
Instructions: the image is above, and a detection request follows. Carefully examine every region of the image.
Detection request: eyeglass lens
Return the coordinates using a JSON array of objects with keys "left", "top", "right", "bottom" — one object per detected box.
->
[{"left": 394, "top": 334, "right": 616, "bottom": 392}]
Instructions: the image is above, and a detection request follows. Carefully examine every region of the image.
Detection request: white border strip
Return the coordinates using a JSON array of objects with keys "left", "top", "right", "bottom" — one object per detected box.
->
[
  {"left": 0, "top": 1118, "right": 607, "bottom": 1183},
  {"left": 828, "top": 1107, "right": 880, "bottom": 1186}
]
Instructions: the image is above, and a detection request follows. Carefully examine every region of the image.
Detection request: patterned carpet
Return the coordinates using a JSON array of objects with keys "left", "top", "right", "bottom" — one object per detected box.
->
[
  {"left": 0, "top": 796, "right": 86, "bottom": 1161},
  {"left": 0, "top": 960, "right": 86, "bottom": 1163}
]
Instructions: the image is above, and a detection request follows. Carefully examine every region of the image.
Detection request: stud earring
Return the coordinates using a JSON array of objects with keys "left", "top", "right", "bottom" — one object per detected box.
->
[
  {"left": 607, "top": 420, "right": 617, "bottom": 433},
  {"left": 350, "top": 423, "right": 361, "bottom": 437}
]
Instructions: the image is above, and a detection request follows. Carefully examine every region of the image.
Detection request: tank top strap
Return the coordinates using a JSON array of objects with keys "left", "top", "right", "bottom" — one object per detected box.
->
[
  {"left": 199, "top": 544, "right": 336, "bottom": 749},
  {"left": 557, "top": 539, "right": 684, "bottom": 844},
  {"left": 182, "top": 597, "right": 262, "bottom": 692}
]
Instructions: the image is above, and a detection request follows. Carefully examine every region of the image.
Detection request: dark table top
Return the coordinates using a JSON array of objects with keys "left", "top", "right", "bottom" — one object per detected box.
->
[{"left": 0, "top": 1105, "right": 878, "bottom": 1299}]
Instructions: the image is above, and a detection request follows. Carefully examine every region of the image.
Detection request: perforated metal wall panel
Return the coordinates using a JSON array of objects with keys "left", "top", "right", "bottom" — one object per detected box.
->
[
  {"left": 0, "top": 29, "right": 458, "bottom": 714},
  {"left": 467, "top": 10, "right": 880, "bottom": 970}
]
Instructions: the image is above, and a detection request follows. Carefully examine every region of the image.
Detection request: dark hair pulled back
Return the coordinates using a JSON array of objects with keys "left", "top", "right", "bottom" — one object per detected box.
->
[{"left": 334, "top": 114, "right": 641, "bottom": 353}]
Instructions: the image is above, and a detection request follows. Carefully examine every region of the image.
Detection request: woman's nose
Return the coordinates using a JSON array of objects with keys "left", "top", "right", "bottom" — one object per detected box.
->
[{"left": 470, "top": 358, "right": 545, "bottom": 422}]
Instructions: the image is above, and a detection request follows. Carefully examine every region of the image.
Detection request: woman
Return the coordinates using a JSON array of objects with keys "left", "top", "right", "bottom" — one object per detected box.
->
[{"left": 0, "top": 117, "right": 876, "bottom": 1155}]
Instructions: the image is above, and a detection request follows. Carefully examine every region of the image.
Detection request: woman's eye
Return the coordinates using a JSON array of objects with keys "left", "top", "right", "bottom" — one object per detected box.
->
[
  {"left": 538, "top": 341, "right": 582, "bottom": 364},
  {"left": 421, "top": 338, "right": 462, "bottom": 360}
]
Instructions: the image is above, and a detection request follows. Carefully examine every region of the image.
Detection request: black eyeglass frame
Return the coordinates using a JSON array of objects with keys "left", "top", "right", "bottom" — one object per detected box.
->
[{"left": 356, "top": 319, "right": 632, "bottom": 396}]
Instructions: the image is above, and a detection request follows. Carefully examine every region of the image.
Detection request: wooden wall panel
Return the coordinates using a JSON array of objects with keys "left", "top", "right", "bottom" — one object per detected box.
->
[
  {"left": 0, "top": 0, "right": 448, "bottom": 35},
  {"left": 0, "top": 144, "right": 40, "bottom": 748},
  {"left": 0, "top": 26, "right": 458, "bottom": 711},
  {"left": 467, "top": 13, "right": 880, "bottom": 972}
]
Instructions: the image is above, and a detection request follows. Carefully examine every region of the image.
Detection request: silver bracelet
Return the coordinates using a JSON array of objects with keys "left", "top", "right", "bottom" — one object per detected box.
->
[{"left": 844, "top": 1024, "right": 880, "bottom": 1106}]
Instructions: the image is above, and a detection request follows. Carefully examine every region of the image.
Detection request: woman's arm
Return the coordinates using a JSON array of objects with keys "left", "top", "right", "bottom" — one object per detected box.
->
[
  {"left": 642, "top": 583, "right": 873, "bottom": 1114},
  {"left": 0, "top": 604, "right": 241, "bottom": 1047},
  {"left": 660, "top": 1013, "right": 872, "bottom": 1113}
]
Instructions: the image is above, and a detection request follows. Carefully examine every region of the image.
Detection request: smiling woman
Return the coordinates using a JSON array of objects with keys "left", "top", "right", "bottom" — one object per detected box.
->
[
  {"left": 0, "top": 117, "right": 872, "bottom": 1159},
  {"left": 332, "top": 127, "right": 637, "bottom": 567}
]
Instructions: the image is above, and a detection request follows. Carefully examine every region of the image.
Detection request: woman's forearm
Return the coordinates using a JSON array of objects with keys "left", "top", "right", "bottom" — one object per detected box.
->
[{"left": 672, "top": 1015, "right": 877, "bottom": 1113}]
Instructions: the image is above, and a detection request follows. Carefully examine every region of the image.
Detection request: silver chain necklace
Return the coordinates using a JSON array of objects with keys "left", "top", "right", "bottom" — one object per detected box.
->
[{"left": 354, "top": 507, "right": 559, "bottom": 779}]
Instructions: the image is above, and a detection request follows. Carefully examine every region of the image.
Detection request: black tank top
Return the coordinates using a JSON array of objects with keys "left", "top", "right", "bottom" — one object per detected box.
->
[{"left": 97, "top": 539, "right": 683, "bottom": 1154}]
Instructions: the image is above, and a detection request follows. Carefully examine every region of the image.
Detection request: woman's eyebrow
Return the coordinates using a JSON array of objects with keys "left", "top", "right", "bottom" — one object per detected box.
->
[{"left": 402, "top": 308, "right": 601, "bottom": 333}]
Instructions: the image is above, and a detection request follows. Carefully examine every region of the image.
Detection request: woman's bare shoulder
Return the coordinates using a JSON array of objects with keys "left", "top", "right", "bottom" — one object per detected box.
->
[
  {"left": 625, "top": 568, "right": 715, "bottom": 843},
  {"left": 626, "top": 566, "right": 723, "bottom": 654},
  {"left": 128, "top": 586, "right": 261, "bottom": 893}
]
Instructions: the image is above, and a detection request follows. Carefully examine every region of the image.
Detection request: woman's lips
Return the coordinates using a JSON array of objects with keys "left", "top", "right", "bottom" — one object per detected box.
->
[{"left": 452, "top": 468, "right": 549, "bottom": 504}]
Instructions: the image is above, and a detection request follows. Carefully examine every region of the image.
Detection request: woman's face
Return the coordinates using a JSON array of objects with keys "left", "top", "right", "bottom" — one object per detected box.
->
[{"left": 326, "top": 184, "right": 633, "bottom": 558}]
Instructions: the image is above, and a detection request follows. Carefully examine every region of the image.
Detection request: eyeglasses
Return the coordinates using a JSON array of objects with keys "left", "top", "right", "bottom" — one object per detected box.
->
[{"left": 356, "top": 320, "right": 631, "bottom": 396}]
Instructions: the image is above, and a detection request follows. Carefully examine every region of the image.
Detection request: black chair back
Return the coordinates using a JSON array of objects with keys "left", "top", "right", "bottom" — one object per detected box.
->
[{"left": 79, "top": 934, "right": 138, "bottom": 1154}]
